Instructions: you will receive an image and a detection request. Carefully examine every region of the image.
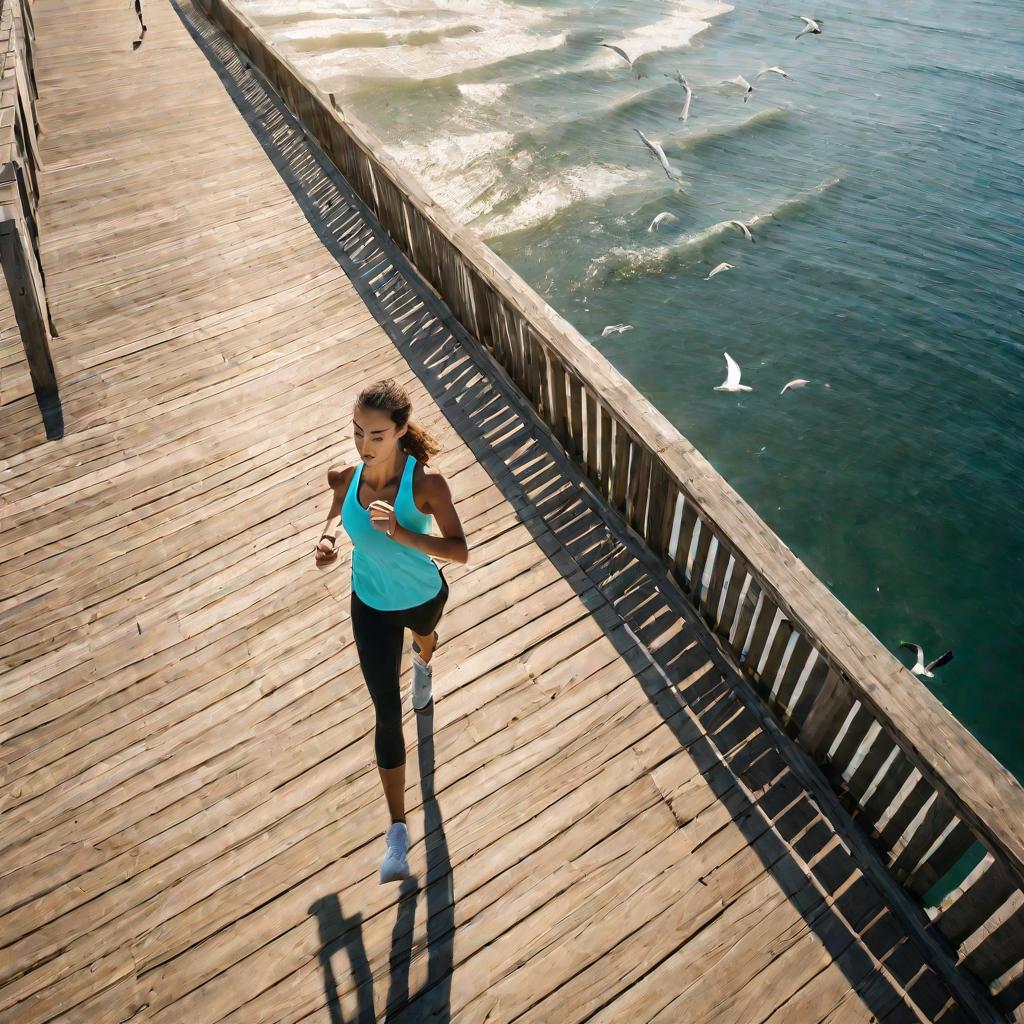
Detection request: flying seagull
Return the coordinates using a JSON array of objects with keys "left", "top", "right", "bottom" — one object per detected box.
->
[
  {"left": 601, "top": 324, "right": 634, "bottom": 337},
  {"left": 757, "top": 66, "right": 793, "bottom": 80},
  {"left": 667, "top": 70, "right": 693, "bottom": 122},
  {"left": 729, "top": 219, "right": 756, "bottom": 243},
  {"left": 714, "top": 352, "right": 752, "bottom": 392},
  {"left": 648, "top": 211, "right": 678, "bottom": 232},
  {"left": 795, "top": 16, "right": 823, "bottom": 39},
  {"left": 900, "top": 642, "right": 954, "bottom": 678},
  {"left": 706, "top": 262, "right": 735, "bottom": 280},
  {"left": 780, "top": 378, "right": 810, "bottom": 394},
  {"left": 601, "top": 43, "right": 646, "bottom": 79},
  {"left": 724, "top": 74, "right": 754, "bottom": 101},
  {"left": 634, "top": 128, "right": 686, "bottom": 184}
]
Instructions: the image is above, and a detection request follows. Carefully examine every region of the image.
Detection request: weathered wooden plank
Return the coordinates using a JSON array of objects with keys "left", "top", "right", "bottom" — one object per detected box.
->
[
  {"left": 568, "top": 370, "right": 583, "bottom": 461},
  {"left": 786, "top": 652, "right": 830, "bottom": 731},
  {"left": 760, "top": 616, "right": 794, "bottom": 692},
  {"left": 548, "top": 353, "right": 570, "bottom": 449},
  {"left": 599, "top": 405, "right": 612, "bottom": 498},
  {"left": 877, "top": 775, "right": 934, "bottom": 856},
  {"left": 701, "top": 540, "right": 731, "bottom": 629},
  {"left": 626, "top": 444, "right": 652, "bottom": 537},
  {"left": 829, "top": 701, "right": 876, "bottom": 782},
  {"left": 773, "top": 632, "right": 812, "bottom": 715},
  {"left": 610, "top": 425, "right": 630, "bottom": 513},
  {"left": 936, "top": 856, "right": 1018, "bottom": 949},
  {"left": 584, "top": 389, "right": 598, "bottom": 478},
  {"left": 963, "top": 899, "right": 1024, "bottom": 984},
  {"left": 798, "top": 669, "right": 853, "bottom": 762},
  {"left": 728, "top": 575, "right": 761, "bottom": 653},
  {"left": 859, "top": 749, "right": 916, "bottom": 830},
  {"left": 525, "top": 328, "right": 547, "bottom": 417},
  {"left": 670, "top": 499, "right": 698, "bottom": 586},
  {"left": 714, "top": 558, "right": 748, "bottom": 645},
  {"left": 891, "top": 794, "right": 958, "bottom": 882},
  {"left": 843, "top": 728, "right": 895, "bottom": 807},
  {"left": 742, "top": 596, "right": 778, "bottom": 676},
  {"left": 644, "top": 462, "right": 671, "bottom": 562},
  {"left": 686, "top": 521, "right": 715, "bottom": 604},
  {"left": 906, "top": 821, "right": 977, "bottom": 899},
  {"left": 652, "top": 475, "right": 677, "bottom": 565}
]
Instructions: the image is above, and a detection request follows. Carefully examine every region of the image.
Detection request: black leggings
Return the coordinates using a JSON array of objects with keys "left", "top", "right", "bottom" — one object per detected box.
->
[{"left": 350, "top": 571, "right": 448, "bottom": 769}]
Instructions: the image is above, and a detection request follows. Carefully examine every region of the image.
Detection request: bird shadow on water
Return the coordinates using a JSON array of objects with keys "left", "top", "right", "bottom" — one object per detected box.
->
[{"left": 307, "top": 706, "right": 454, "bottom": 1023}]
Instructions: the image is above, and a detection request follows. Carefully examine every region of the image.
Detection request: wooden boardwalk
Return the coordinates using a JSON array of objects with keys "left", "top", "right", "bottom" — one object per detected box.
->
[{"left": 0, "top": 1, "right": 991, "bottom": 1021}]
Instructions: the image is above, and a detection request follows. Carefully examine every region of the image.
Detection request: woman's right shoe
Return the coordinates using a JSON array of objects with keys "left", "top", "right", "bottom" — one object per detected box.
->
[
  {"left": 412, "top": 654, "right": 433, "bottom": 712},
  {"left": 379, "top": 821, "right": 410, "bottom": 883}
]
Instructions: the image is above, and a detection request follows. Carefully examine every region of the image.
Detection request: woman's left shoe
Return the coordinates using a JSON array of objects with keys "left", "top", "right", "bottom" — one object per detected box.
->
[{"left": 412, "top": 653, "right": 433, "bottom": 712}]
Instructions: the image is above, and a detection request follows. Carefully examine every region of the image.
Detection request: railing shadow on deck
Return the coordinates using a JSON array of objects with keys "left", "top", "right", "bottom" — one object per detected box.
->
[{"left": 172, "top": 2, "right": 998, "bottom": 1020}]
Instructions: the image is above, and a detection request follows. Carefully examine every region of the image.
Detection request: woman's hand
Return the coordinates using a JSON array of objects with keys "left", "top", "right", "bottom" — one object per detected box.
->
[
  {"left": 368, "top": 500, "right": 398, "bottom": 538},
  {"left": 315, "top": 535, "right": 338, "bottom": 563}
]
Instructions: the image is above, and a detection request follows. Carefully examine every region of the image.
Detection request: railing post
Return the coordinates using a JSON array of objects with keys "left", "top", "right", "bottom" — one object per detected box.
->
[
  {"left": 0, "top": 212, "right": 62, "bottom": 439},
  {"left": 1, "top": 0, "right": 60, "bottom": 439}
]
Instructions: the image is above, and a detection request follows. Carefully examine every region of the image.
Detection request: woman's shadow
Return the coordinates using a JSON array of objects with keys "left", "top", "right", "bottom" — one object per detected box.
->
[{"left": 309, "top": 704, "right": 455, "bottom": 1023}]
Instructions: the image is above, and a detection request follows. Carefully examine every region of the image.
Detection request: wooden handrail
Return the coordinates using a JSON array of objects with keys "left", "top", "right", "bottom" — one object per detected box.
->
[{"left": 193, "top": 0, "right": 1024, "bottom": 1009}]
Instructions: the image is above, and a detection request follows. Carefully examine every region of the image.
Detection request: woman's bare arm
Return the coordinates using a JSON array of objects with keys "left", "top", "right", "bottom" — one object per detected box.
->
[
  {"left": 315, "top": 466, "right": 349, "bottom": 561},
  {"left": 390, "top": 471, "right": 468, "bottom": 564}
]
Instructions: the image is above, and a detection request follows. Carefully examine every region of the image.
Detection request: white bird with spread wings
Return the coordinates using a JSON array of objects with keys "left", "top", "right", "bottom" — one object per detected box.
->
[
  {"left": 714, "top": 352, "right": 752, "bottom": 392},
  {"left": 757, "top": 66, "right": 793, "bottom": 81},
  {"left": 724, "top": 74, "right": 754, "bottom": 101},
  {"left": 900, "top": 642, "right": 954, "bottom": 678},
  {"left": 648, "top": 211, "right": 678, "bottom": 232},
  {"left": 795, "top": 16, "right": 823, "bottom": 39},
  {"left": 668, "top": 70, "right": 693, "bottom": 122},
  {"left": 600, "top": 42, "right": 646, "bottom": 79},
  {"left": 634, "top": 129, "right": 686, "bottom": 184}
]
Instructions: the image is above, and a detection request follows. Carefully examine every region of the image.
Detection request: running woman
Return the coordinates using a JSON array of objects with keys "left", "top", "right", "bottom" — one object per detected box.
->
[{"left": 315, "top": 379, "right": 469, "bottom": 882}]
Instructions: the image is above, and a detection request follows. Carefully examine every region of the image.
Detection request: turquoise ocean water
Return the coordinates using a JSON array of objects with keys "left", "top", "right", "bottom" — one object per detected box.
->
[{"left": 242, "top": 0, "right": 1024, "bottom": 778}]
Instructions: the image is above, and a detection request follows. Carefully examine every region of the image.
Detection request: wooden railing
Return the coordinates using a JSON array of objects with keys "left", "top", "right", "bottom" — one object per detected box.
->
[
  {"left": 195, "top": 0, "right": 1024, "bottom": 1013},
  {"left": 0, "top": 0, "right": 61, "bottom": 439}
]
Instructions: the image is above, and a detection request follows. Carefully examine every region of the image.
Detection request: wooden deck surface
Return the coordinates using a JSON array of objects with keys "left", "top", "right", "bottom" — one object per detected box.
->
[{"left": 0, "top": 2, "right": 986, "bottom": 1021}]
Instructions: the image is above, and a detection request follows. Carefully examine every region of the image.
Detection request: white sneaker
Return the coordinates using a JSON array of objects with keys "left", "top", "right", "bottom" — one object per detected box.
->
[
  {"left": 379, "top": 821, "right": 410, "bottom": 883},
  {"left": 412, "top": 653, "right": 433, "bottom": 712}
]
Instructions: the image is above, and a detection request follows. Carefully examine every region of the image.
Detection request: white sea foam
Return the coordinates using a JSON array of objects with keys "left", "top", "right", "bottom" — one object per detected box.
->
[
  {"left": 587, "top": 175, "right": 844, "bottom": 281},
  {"left": 479, "top": 165, "right": 650, "bottom": 238},
  {"left": 602, "top": 0, "right": 733, "bottom": 62},
  {"left": 458, "top": 82, "right": 511, "bottom": 105},
  {"left": 244, "top": 0, "right": 567, "bottom": 81},
  {"left": 242, "top": 0, "right": 736, "bottom": 237},
  {"left": 385, "top": 131, "right": 517, "bottom": 219}
]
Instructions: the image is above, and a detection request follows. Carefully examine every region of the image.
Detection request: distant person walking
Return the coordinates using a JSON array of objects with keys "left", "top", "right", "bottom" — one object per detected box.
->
[
  {"left": 131, "top": 0, "right": 146, "bottom": 49},
  {"left": 315, "top": 379, "right": 469, "bottom": 882}
]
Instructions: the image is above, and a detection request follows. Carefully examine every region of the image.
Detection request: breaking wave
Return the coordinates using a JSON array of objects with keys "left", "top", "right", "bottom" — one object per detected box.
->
[{"left": 586, "top": 175, "right": 843, "bottom": 281}]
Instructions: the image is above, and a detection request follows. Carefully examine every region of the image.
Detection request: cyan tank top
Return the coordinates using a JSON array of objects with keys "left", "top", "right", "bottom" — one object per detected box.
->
[{"left": 340, "top": 453, "right": 443, "bottom": 611}]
